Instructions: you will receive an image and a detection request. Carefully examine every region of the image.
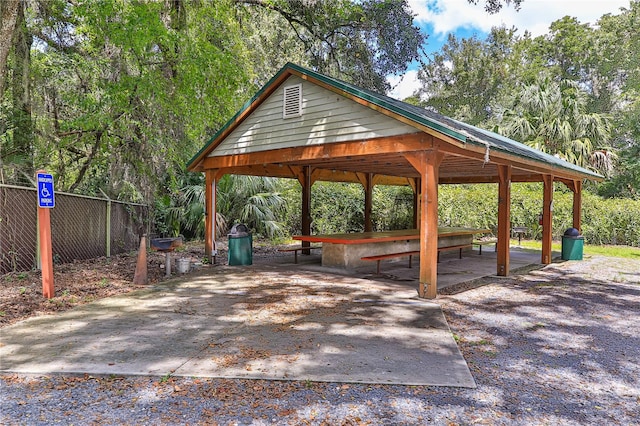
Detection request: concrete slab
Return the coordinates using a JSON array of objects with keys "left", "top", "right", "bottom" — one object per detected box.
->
[
  {"left": 275, "top": 247, "right": 546, "bottom": 292},
  {"left": 0, "top": 267, "right": 475, "bottom": 388}
]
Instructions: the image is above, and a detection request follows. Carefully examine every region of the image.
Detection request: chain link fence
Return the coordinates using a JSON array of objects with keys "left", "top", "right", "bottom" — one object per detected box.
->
[{"left": 0, "top": 184, "right": 148, "bottom": 274}]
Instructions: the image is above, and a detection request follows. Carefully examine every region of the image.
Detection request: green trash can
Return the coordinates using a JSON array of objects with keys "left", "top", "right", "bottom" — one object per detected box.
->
[
  {"left": 228, "top": 224, "right": 252, "bottom": 265},
  {"left": 561, "top": 228, "right": 584, "bottom": 260}
]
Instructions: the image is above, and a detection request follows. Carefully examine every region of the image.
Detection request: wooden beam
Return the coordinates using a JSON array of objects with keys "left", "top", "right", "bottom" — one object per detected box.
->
[
  {"left": 301, "top": 165, "right": 312, "bottom": 253},
  {"left": 439, "top": 173, "right": 545, "bottom": 184},
  {"left": 218, "top": 164, "right": 299, "bottom": 179},
  {"left": 202, "top": 133, "right": 432, "bottom": 170},
  {"left": 497, "top": 165, "right": 512, "bottom": 276},
  {"left": 433, "top": 139, "right": 601, "bottom": 182},
  {"left": 541, "top": 174, "right": 554, "bottom": 264},
  {"left": 373, "top": 174, "right": 410, "bottom": 186},
  {"left": 404, "top": 151, "right": 443, "bottom": 299}
]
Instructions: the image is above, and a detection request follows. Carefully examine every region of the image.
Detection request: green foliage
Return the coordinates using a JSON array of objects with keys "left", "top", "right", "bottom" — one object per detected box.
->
[
  {"left": 278, "top": 181, "right": 415, "bottom": 235},
  {"left": 275, "top": 179, "right": 639, "bottom": 248},
  {"left": 492, "top": 74, "right": 614, "bottom": 175},
  {"left": 310, "top": 182, "right": 364, "bottom": 234},
  {"left": 217, "top": 175, "right": 286, "bottom": 239},
  {"left": 438, "top": 184, "right": 497, "bottom": 230},
  {"left": 238, "top": 0, "right": 425, "bottom": 92},
  {"left": 417, "top": 27, "right": 520, "bottom": 125},
  {"left": 372, "top": 186, "right": 414, "bottom": 231},
  {"left": 416, "top": 3, "right": 640, "bottom": 197},
  {"left": 581, "top": 194, "right": 640, "bottom": 246},
  {"left": 438, "top": 183, "right": 640, "bottom": 247},
  {"left": 3, "top": 0, "right": 253, "bottom": 200},
  {"left": 598, "top": 143, "right": 640, "bottom": 199}
]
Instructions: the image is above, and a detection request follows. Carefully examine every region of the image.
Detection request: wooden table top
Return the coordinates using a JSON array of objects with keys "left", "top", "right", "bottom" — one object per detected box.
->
[{"left": 293, "top": 227, "right": 490, "bottom": 245}]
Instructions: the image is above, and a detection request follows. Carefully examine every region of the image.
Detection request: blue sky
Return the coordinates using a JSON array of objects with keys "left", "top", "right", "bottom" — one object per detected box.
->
[{"left": 388, "top": 0, "right": 632, "bottom": 99}]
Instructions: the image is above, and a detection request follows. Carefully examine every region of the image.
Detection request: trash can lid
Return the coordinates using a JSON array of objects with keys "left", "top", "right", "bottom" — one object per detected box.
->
[
  {"left": 564, "top": 227, "right": 580, "bottom": 236},
  {"left": 228, "top": 223, "right": 250, "bottom": 237}
]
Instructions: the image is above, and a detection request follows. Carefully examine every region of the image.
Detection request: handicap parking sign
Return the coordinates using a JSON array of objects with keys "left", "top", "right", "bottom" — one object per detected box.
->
[{"left": 37, "top": 172, "right": 55, "bottom": 208}]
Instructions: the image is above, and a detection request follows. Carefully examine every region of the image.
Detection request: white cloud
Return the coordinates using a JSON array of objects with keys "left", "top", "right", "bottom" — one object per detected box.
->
[
  {"left": 409, "top": 0, "right": 631, "bottom": 37},
  {"left": 387, "top": 70, "right": 420, "bottom": 100}
]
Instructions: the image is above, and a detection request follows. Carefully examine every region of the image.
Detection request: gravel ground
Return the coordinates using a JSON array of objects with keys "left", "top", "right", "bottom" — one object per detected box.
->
[{"left": 1, "top": 254, "right": 639, "bottom": 425}]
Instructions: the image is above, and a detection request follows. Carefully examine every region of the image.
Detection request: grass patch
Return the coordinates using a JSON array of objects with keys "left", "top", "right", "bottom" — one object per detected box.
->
[
  {"left": 514, "top": 239, "right": 640, "bottom": 259},
  {"left": 468, "top": 339, "right": 492, "bottom": 346}
]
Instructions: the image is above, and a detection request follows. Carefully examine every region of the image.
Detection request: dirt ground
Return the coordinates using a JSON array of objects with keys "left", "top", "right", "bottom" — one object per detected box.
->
[{"left": 0, "top": 240, "right": 263, "bottom": 327}]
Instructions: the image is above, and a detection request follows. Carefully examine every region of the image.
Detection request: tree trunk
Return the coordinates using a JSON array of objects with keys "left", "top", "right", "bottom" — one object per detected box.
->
[
  {"left": 0, "top": 0, "right": 20, "bottom": 96},
  {"left": 11, "top": 4, "right": 34, "bottom": 178}
]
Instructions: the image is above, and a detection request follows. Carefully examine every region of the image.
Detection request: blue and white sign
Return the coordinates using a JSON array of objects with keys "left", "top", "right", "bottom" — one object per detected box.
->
[{"left": 37, "top": 172, "right": 55, "bottom": 208}]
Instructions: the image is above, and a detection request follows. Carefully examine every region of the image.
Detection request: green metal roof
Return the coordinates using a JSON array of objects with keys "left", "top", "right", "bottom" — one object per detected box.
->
[{"left": 188, "top": 62, "right": 603, "bottom": 180}]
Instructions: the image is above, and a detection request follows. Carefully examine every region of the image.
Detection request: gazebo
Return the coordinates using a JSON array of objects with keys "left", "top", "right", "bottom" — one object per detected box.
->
[{"left": 187, "top": 63, "right": 602, "bottom": 299}]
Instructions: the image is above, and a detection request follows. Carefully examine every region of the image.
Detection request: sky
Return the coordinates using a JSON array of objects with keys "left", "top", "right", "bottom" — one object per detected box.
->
[{"left": 388, "top": 0, "right": 632, "bottom": 99}]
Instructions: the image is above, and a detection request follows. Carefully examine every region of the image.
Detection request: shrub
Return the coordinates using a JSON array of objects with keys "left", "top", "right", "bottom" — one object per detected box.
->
[
  {"left": 276, "top": 179, "right": 639, "bottom": 247},
  {"left": 439, "top": 183, "right": 640, "bottom": 246}
]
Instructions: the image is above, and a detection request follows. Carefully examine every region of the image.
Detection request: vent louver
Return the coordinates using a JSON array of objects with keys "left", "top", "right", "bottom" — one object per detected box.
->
[{"left": 283, "top": 84, "right": 302, "bottom": 119}]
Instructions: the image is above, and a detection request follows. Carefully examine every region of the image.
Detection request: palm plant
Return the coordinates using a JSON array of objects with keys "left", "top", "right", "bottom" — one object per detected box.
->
[
  {"left": 163, "top": 174, "right": 286, "bottom": 240},
  {"left": 214, "top": 175, "right": 287, "bottom": 239},
  {"left": 493, "top": 74, "right": 616, "bottom": 176}
]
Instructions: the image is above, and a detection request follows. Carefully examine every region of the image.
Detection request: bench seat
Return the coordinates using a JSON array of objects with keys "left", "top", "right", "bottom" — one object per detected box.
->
[
  {"left": 278, "top": 245, "right": 322, "bottom": 263},
  {"left": 473, "top": 239, "right": 497, "bottom": 255},
  {"left": 361, "top": 250, "right": 420, "bottom": 274},
  {"left": 362, "top": 243, "right": 474, "bottom": 274},
  {"left": 437, "top": 243, "right": 472, "bottom": 262}
]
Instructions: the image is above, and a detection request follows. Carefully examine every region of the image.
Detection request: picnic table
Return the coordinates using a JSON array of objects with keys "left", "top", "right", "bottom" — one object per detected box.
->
[{"left": 293, "top": 227, "right": 490, "bottom": 269}]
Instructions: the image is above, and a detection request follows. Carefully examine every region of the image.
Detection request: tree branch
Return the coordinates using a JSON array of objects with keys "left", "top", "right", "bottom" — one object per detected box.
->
[{"left": 68, "top": 130, "right": 103, "bottom": 192}]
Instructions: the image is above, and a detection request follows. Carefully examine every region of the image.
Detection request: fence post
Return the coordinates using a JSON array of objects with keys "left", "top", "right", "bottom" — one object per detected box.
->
[{"left": 100, "top": 189, "right": 111, "bottom": 258}]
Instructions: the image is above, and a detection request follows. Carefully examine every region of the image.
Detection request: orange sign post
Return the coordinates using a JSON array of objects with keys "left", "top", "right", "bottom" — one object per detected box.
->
[{"left": 36, "top": 170, "right": 55, "bottom": 298}]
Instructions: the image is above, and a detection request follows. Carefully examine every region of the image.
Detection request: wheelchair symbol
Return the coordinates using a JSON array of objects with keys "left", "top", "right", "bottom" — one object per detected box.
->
[{"left": 41, "top": 184, "right": 51, "bottom": 198}]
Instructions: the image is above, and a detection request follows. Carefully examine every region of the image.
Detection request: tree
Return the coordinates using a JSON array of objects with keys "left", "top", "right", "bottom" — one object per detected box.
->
[
  {"left": 237, "top": 0, "right": 427, "bottom": 92},
  {"left": 596, "top": 1, "right": 640, "bottom": 197},
  {"left": 21, "top": 0, "right": 252, "bottom": 200},
  {"left": 0, "top": 0, "right": 35, "bottom": 183},
  {"left": 415, "top": 27, "right": 522, "bottom": 125},
  {"left": 470, "top": 0, "right": 524, "bottom": 13},
  {"left": 492, "top": 74, "right": 614, "bottom": 175}
]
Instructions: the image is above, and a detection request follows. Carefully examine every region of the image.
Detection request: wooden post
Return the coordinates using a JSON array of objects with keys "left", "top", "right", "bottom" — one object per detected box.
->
[
  {"left": 364, "top": 172, "right": 373, "bottom": 232},
  {"left": 36, "top": 170, "right": 55, "bottom": 299},
  {"left": 105, "top": 199, "right": 111, "bottom": 258},
  {"left": 413, "top": 178, "right": 421, "bottom": 230},
  {"left": 572, "top": 179, "right": 582, "bottom": 231},
  {"left": 99, "top": 188, "right": 112, "bottom": 259},
  {"left": 301, "top": 165, "right": 312, "bottom": 254},
  {"left": 38, "top": 205, "right": 54, "bottom": 298},
  {"left": 404, "top": 151, "right": 442, "bottom": 299},
  {"left": 542, "top": 174, "right": 554, "bottom": 264},
  {"left": 497, "top": 165, "right": 511, "bottom": 276},
  {"left": 205, "top": 170, "right": 218, "bottom": 262}
]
